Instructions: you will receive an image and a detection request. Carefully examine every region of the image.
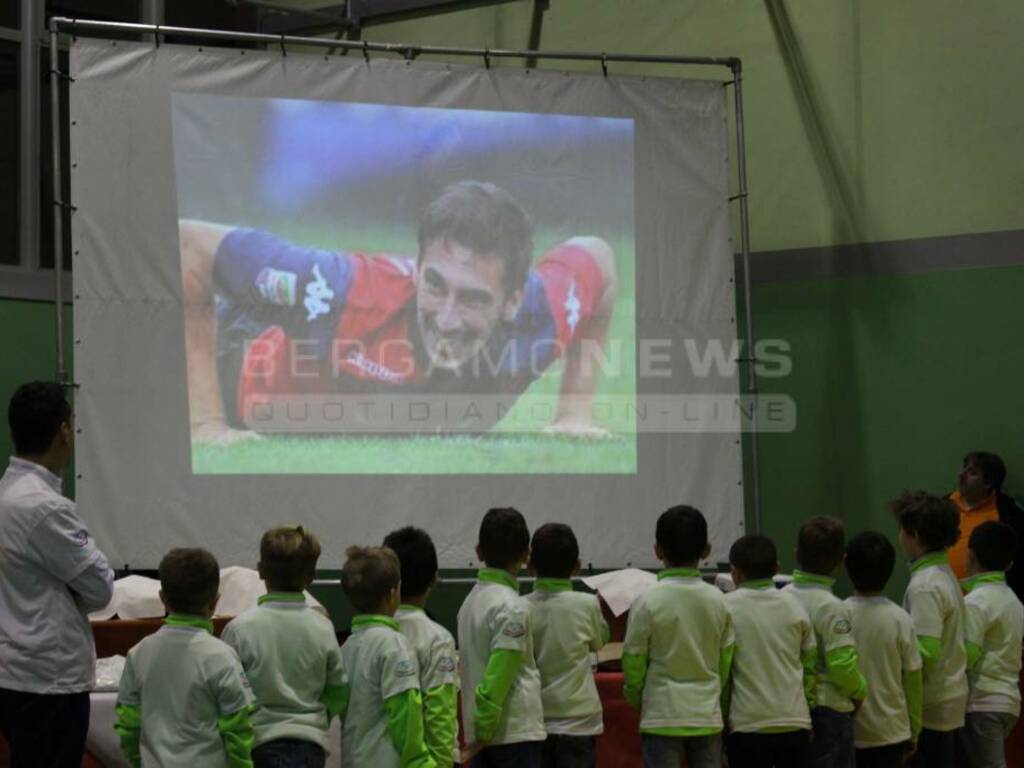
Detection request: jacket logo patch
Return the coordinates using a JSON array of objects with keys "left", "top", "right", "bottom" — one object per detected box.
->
[
  {"left": 437, "top": 655, "right": 456, "bottom": 673},
  {"left": 395, "top": 659, "right": 417, "bottom": 677},
  {"left": 503, "top": 621, "right": 526, "bottom": 639},
  {"left": 832, "top": 618, "right": 852, "bottom": 635},
  {"left": 72, "top": 529, "right": 89, "bottom": 547}
]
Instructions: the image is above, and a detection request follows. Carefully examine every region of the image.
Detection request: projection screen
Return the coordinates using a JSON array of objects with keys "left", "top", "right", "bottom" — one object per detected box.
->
[{"left": 70, "top": 38, "right": 744, "bottom": 569}]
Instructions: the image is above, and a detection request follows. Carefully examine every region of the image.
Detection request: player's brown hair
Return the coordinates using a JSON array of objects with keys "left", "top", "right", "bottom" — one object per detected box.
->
[
  {"left": 260, "top": 525, "right": 321, "bottom": 592},
  {"left": 159, "top": 548, "right": 220, "bottom": 615},
  {"left": 796, "top": 516, "right": 846, "bottom": 576},
  {"left": 418, "top": 180, "right": 534, "bottom": 294},
  {"left": 891, "top": 490, "right": 960, "bottom": 552},
  {"left": 341, "top": 546, "right": 401, "bottom": 614}
]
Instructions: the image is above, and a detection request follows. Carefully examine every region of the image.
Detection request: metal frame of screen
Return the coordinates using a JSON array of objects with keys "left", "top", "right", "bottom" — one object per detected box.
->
[{"left": 46, "top": 15, "right": 762, "bottom": 532}]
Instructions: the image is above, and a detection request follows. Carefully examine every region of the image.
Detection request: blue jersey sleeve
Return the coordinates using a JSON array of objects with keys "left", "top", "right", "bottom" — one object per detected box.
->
[{"left": 213, "top": 227, "right": 354, "bottom": 321}]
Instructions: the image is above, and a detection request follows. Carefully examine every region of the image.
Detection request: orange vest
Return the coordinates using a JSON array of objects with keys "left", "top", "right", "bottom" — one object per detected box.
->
[{"left": 948, "top": 490, "right": 999, "bottom": 580}]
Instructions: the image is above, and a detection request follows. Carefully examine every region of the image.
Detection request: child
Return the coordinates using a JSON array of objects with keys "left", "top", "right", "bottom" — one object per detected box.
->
[
  {"left": 622, "top": 505, "right": 733, "bottom": 768},
  {"left": 723, "top": 534, "right": 816, "bottom": 768},
  {"left": 457, "top": 507, "right": 546, "bottom": 767},
  {"left": 844, "top": 531, "right": 923, "bottom": 768},
  {"left": 961, "top": 521, "right": 1024, "bottom": 767},
  {"left": 115, "top": 548, "right": 256, "bottom": 768},
  {"left": 339, "top": 546, "right": 433, "bottom": 768},
  {"left": 383, "top": 526, "right": 460, "bottom": 768},
  {"left": 783, "top": 516, "right": 867, "bottom": 768},
  {"left": 525, "top": 523, "right": 610, "bottom": 768},
  {"left": 221, "top": 526, "right": 348, "bottom": 768},
  {"left": 893, "top": 490, "right": 967, "bottom": 768}
]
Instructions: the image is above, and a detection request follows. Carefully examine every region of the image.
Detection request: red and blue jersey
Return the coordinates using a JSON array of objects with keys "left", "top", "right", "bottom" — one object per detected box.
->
[{"left": 212, "top": 228, "right": 605, "bottom": 426}]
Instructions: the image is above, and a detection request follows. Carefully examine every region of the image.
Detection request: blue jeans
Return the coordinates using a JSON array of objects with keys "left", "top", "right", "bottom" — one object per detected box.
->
[
  {"left": 541, "top": 734, "right": 596, "bottom": 768},
  {"left": 727, "top": 730, "right": 810, "bottom": 768},
  {"left": 961, "top": 712, "right": 1018, "bottom": 768},
  {"left": 471, "top": 741, "right": 543, "bottom": 768},
  {"left": 252, "top": 738, "right": 326, "bottom": 768},
  {"left": 805, "top": 706, "right": 855, "bottom": 768},
  {"left": 641, "top": 733, "right": 722, "bottom": 768}
]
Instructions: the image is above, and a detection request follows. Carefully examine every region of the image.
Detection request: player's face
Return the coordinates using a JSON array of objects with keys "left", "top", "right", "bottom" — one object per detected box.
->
[{"left": 416, "top": 239, "right": 522, "bottom": 370}]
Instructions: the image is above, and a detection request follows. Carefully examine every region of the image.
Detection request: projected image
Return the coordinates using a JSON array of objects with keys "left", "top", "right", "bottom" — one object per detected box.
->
[{"left": 172, "top": 94, "right": 636, "bottom": 474}]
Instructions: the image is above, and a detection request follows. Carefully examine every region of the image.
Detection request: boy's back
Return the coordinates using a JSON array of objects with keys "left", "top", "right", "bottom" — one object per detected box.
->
[
  {"left": 117, "top": 619, "right": 255, "bottom": 767},
  {"left": 624, "top": 572, "right": 732, "bottom": 730},
  {"left": 783, "top": 577, "right": 859, "bottom": 712},
  {"left": 845, "top": 596, "right": 921, "bottom": 747},
  {"left": 339, "top": 616, "right": 422, "bottom": 768},
  {"left": 394, "top": 605, "right": 460, "bottom": 761},
  {"left": 903, "top": 554, "right": 968, "bottom": 729},
  {"left": 221, "top": 595, "right": 346, "bottom": 750},
  {"left": 457, "top": 571, "right": 545, "bottom": 745},
  {"left": 526, "top": 582, "right": 609, "bottom": 731},
  {"left": 725, "top": 585, "right": 815, "bottom": 732},
  {"left": 965, "top": 576, "right": 1024, "bottom": 715}
]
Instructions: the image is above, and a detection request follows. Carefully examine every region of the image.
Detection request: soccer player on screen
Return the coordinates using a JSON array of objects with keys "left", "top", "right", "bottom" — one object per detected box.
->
[{"left": 179, "top": 180, "right": 617, "bottom": 442}]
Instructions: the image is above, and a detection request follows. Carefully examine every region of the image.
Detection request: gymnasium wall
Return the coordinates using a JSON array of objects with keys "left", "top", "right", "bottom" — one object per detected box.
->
[{"left": 2, "top": 0, "right": 1021, "bottom": 617}]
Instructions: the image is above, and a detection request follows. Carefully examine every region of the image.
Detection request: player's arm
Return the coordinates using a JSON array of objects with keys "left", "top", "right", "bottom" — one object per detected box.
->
[
  {"left": 179, "top": 219, "right": 249, "bottom": 443},
  {"left": 547, "top": 236, "right": 618, "bottom": 438},
  {"left": 114, "top": 655, "right": 143, "bottom": 768}
]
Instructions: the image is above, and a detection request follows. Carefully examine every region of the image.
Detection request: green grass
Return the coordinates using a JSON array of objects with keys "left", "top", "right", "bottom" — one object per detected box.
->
[
  {"left": 193, "top": 432, "right": 635, "bottom": 474},
  {"left": 191, "top": 225, "right": 637, "bottom": 474}
]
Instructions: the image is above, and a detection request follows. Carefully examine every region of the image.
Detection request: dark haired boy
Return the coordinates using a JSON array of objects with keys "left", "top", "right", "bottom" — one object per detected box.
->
[
  {"left": 339, "top": 545, "right": 433, "bottom": 768},
  {"left": 723, "top": 535, "right": 816, "bottom": 768},
  {"left": 115, "top": 548, "right": 256, "bottom": 768},
  {"left": 622, "top": 506, "right": 732, "bottom": 768},
  {"left": 222, "top": 526, "right": 347, "bottom": 768},
  {"left": 893, "top": 490, "right": 967, "bottom": 767},
  {"left": 961, "top": 521, "right": 1024, "bottom": 766},
  {"left": 843, "top": 531, "right": 922, "bottom": 767},
  {"left": 384, "top": 527, "right": 460, "bottom": 768},
  {"left": 525, "top": 523, "right": 609, "bottom": 768},
  {"left": 782, "top": 516, "right": 867, "bottom": 768},
  {"left": 457, "top": 507, "right": 545, "bottom": 767}
]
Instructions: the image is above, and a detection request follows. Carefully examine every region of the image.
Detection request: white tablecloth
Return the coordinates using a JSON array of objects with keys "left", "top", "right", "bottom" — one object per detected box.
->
[{"left": 88, "top": 692, "right": 342, "bottom": 768}]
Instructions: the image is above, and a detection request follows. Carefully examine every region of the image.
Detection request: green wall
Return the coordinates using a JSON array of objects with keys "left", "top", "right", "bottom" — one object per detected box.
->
[{"left": 3, "top": 0, "right": 1022, "bottom": 616}]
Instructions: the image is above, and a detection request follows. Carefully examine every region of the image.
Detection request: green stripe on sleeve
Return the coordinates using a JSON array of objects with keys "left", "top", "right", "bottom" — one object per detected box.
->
[
  {"left": 622, "top": 650, "right": 648, "bottom": 710},
  {"left": 321, "top": 682, "right": 350, "bottom": 721},
  {"left": 474, "top": 648, "right": 523, "bottom": 742},
  {"left": 966, "top": 641, "right": 984, "bottom": 670},
  {"left": 114, "top": 703, "right": 142, "bottom": 768},
  {"left": 801, "top": 647, "right": 818, "bottom": 710},
  {"left": 903, "top": 668, "right": 923, "bottom": 743},
  {"left": 423, "top": 683, "right": 458, "bottom": 768},
  {"left": 825, "top": 645, "right": 868, "bottom": 701},
  {"left": 217, "top": 705, "right": 256, "bottom": 768},
  {"left": 384, "top": 688, "right": 434, "bottom": 767},
  {"left": 917, "top": 635, "right": 942, "bottom": 668}
]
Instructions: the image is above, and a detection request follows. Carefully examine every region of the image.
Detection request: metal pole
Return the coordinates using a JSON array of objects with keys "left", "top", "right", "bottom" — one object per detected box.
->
[
  {"left": 48, "top": 17, "right": 738, "bottom": 69},
  {"left": 49, "top": 19, "right": 67, "bottom": 382},
  {"left": 140, "top": 0, "right": 165, "bottom": 26},
  {"left": 19, "top": 0, "right": 39, "bottom": 271},
  {"left": 731, "top": 61, "right": 762, "bottom": 533}
]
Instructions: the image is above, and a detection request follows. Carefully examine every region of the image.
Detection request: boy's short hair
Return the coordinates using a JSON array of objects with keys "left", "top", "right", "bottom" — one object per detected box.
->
[
  {"left": 728, "top": 535, "right": 778, "bottom": 580},
  {"left": 8, "top": 381, "right": 72, "bottom": 455},
  {"left": 260, "top": 525, "right": 321, "bottom": 592},
  {"left": 890, "top": 490, "right": 960, "bottom": 551},
  {"left": 529, "top": 523, "right": 579, "bottom": 579},
  {"left": 655, "top": 505, "right": 708, "bottom": 566},
  {"left": 383, "top": 526, "right": 438, "bottom": 599},
  {"left": 796, "top": 516, "right": 846, "bottom": 575},
  {"left": 478, "top": 507, "right": 530, "bottom": 570},
  {"left": 845, "top": 531, "right": 895, "bottom": 593},
  {"left": 964, "top": 452, "right": 1007, "bottom": 492},
  {"left": 969, "top": 521, "right": 1018, "bottom": 572},
  {"left": 159, "top": 548, "right": 220, "bottom": 615},
  {"left": 341, "top": 546, "right": 401, "bottom": 614}
]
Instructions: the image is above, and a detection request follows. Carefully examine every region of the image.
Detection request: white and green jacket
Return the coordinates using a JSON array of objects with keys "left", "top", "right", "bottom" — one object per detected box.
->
[
  {"left": 115, "top": 614, "right": 256, "bottom": 768},
  {"left": 963, "top": 571, "right": 1024, "bottom": 717}
]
